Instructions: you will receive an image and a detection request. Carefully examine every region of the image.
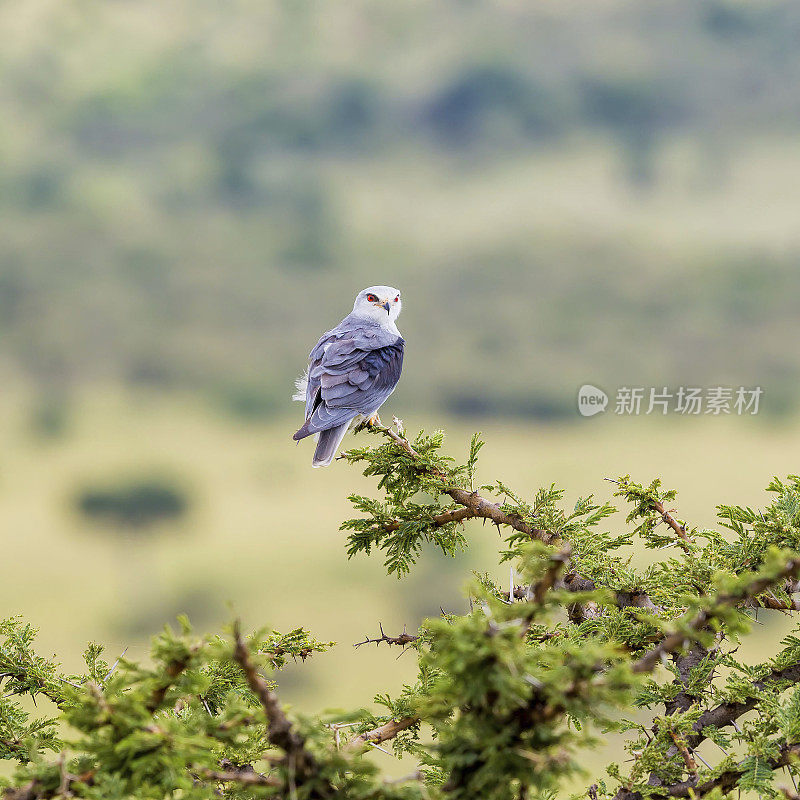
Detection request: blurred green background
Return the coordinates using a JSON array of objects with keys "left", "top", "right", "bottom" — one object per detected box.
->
[{"left": 2, "top": 0, "right": 800, "bottom": 780}]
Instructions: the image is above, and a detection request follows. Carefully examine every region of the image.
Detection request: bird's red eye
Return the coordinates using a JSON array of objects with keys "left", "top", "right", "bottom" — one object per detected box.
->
[{"left": 366, "top": 294, "right": 377, "bottom": 303}]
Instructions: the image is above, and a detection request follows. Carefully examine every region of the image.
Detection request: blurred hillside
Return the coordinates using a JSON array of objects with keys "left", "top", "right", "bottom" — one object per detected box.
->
[{"left": 2, "top": 0, "right": 800, "bottom": 419}]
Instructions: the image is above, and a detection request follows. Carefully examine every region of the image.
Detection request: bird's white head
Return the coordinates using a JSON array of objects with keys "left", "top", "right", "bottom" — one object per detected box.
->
[{"left": 352, "top": 285, "right": 402, "bottom": 325}]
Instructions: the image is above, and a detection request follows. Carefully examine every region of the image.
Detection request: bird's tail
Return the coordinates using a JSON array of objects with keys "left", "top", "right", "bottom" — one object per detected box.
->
[{"left": 312, "top": 422, "right": 351, "bottom": 468}]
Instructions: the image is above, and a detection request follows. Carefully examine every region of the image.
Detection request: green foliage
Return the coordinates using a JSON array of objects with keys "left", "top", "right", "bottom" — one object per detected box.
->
[
  {"left": 416, "top": 550, "right": 633, "bottom": 800},
  {"left": 7, "top": 423, "right": 800, "bottom": 798},
  {"left": 341, "top": 429, "right": 472, "bottom": 576},
  {"left": 0, "top": 619, "right": 341, "bottom": 799},
  {"left": 338, "top": 424, "right": 800, "bottom": 798}
]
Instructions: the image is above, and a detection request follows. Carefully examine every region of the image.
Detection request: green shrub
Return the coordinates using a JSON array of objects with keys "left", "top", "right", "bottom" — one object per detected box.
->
[{"left": 6, "top": 422, "right": 800, "bottom": 798}]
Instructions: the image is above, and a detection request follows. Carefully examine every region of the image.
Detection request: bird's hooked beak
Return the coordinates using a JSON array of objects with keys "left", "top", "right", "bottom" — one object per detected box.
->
[{"left": 380, "top": 300, "right": 390, "bottom": 313}]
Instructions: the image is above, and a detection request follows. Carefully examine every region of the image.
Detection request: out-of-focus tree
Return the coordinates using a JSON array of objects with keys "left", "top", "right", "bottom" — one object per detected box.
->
[{"left": 75, "top": 477, "right": 189, "bottom": 533}]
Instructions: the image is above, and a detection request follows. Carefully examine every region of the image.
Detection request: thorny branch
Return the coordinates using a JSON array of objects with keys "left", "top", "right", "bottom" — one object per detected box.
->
[
  {"left": 354, "top": 623, "right": 419, "bottom": 649},
  {"left": 618, "top": 741, "right": 800, "bottom": 799},
  {"left": 632, "top": 555, "right": 800, "bottom": 674},
  {"left": 375, "top": 423, "right": 554, "bottom": 544},
  {"left": 232, "top": 622, "right": 317, "bottom": 777},
  {"left": 652, "top": 498, "right": 692, "bottom": 550},
  {"left": 604, "top": 477, "right": 692, "bottom": 552},
  {"left": 367, "top": 424, "right": 691, "bottom": 624},
  {"left": 686, "top": 656, "right": 800, "bottom": 749},
  {"left": 345, "top": 556, "right": 800, "bottom": 759},
  {"left": 364, "top": 425, "right": 728, "bottom": 633},
  {"left": 653, "top": 500, "right": 691, "bottom": 542},
  {"left": 196, "top": 765, "right": 281, "bottom": 788},
  {"left": 355, "top": 423, "right": 800, "bottom": 794},
  {"left": 347, "top": 715, "right": 421, "bottom": 751},
  {"left": 668, "top": 730, "right": 698, "bottom": 779}
]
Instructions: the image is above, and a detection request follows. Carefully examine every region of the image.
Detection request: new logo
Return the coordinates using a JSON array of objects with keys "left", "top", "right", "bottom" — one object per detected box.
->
[{"left": 577, "top": 384, "right": 608, "bottom": 417}]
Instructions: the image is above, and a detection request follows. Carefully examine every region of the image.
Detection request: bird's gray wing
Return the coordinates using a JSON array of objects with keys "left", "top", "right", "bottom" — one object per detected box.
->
[
  {"left": 293, "top": 334, "right": 404, "bottom": 441},
  {"left": 302, "top": 330, "right": 338, "bottom": 420}
]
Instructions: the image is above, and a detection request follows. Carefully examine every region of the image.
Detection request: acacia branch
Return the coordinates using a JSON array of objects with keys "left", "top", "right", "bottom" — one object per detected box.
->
[
  {"left": 347, "top": 548, "right": 571, "bottom": 754},
  {"left": 371, "top": 425, "right": 673, "bottom": 622},
  {"left": 232, "top": 622, "right": 315, "bottom": 774},
  {"left": 666, "top": 740, "right": 800, "bottom": 798},
  {"left": 505, "top": 576, "right": 659, "bottom": 622},
  {"left": 632, "top": 555, "right": 800, "bottom": 674},
  {"left": 368, "top": 425, "right": 800, "bottom": 796},
  {"left": 0, "top": 737, "right": 24, "bottom": 757},
  {"left": 354, "top": 623, "right": 418, "bottom": 649},
  {"left": 374, "top": 423, "right": 554, "bottom": 543},
  {"left": 685, "top": 656, "right": 800, "bottom": 749},
  {"left": 613, "top": 559, "right": 800, "bottom": 800},
  {"left": 668, "top": 730, "right": 697, "bottom": 779},
  {"left": 382, "top": 505, "right": 476, "bottom": 532},
  {"left": 613, "top": 742, "right": 800, "bottom": 800},
  {"left": 347, "top": 714, "right": 420, "bottom": 750},
  {"left": 652, "top": 498, "right": 692, "bottom": 548},
  {"left": 372, "top": 426, "right": 800, "bottom": 677},
  {"left": 612, "top": 654, "right": 800, "bottom": 800},
  {"left": 197, "top": 765, "right": 281, "bottom": 788},
  {"left": 370, "top": 426, "right": 702, "bottom": 624},
  {"left": 751, "top": 593, "right": 800, "bottom": 612},
  {"left": 606, "top": 477, "right": 693, "bottom": 551}
]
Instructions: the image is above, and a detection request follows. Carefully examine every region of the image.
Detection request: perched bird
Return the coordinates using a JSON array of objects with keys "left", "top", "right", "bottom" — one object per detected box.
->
[{"left": 293, "top": 285, "right": 404, "bottom": 467}]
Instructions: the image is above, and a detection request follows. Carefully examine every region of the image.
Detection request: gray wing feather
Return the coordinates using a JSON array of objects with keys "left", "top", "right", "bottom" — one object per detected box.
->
[{"left": 293, "top": 322, "right": 404, "bottom": 441}]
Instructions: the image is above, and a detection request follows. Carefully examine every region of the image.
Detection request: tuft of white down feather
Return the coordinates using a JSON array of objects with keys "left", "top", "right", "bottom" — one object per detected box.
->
[{"left": 292, "top": 369, "right": 309, "bottom": 402}]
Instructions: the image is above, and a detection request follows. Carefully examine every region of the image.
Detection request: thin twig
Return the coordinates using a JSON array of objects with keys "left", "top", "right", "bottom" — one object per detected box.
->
[{"left": 354, "top": 623, "right": 418, "bottom": 649}]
